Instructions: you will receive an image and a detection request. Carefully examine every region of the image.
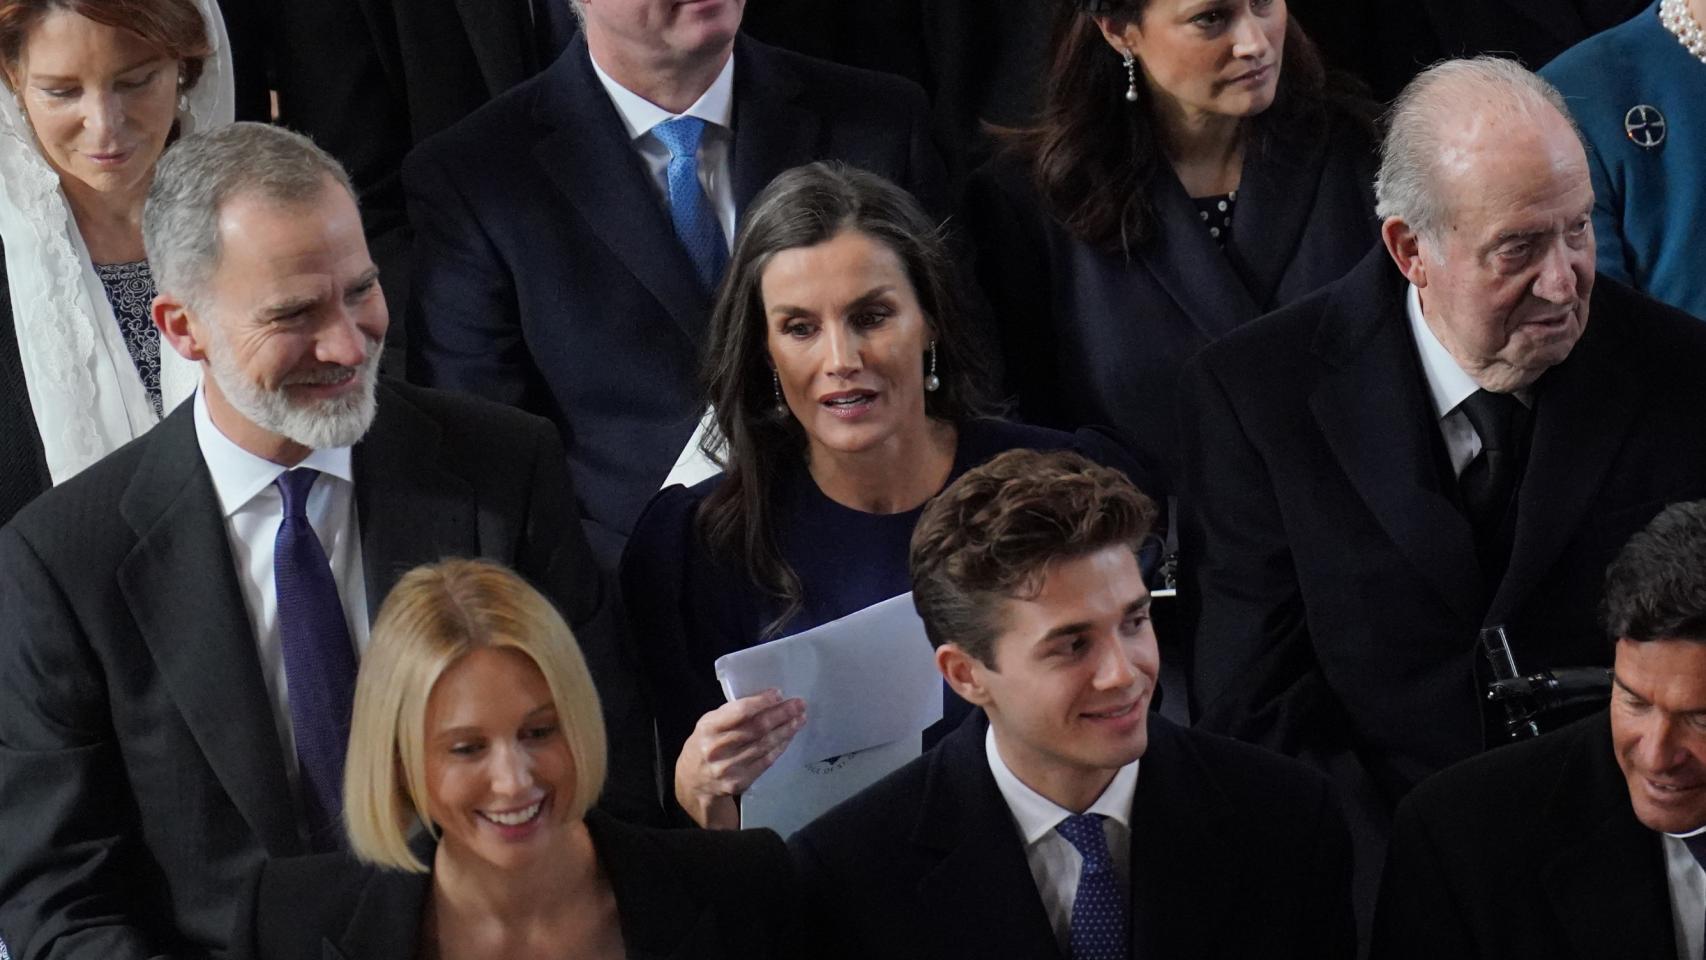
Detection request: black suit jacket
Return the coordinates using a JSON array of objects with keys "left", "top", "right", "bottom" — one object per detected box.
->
[
  {"left": 0, "top": 258, "right": 51, "bottom": 527},
  {"left": 965, "top": 102, "right": 1377, "bottom": 496},
  {"left": 1180, "top": 248, "right": 1706, "bottom": 824},
  {"left": 0, "top": 380, "right": 622, "bottom": 960},
  {"left": 791, "top": 711, "right": 1354, "bottom": 959},
  {"left": 403, "top": 32, "right": 949, "bottom": 569},
  {"left": 220, "top": 0, "right": 568, "bottom": 367},
  {"left": 1372, "top": 712, "right": 1676, "bottom": 958},
  {"left": 233, "top": 810, "right": 801, "bottom": 960},
  {"left": 1364, "top": 0, "right": 1650, "bottom": 100}
]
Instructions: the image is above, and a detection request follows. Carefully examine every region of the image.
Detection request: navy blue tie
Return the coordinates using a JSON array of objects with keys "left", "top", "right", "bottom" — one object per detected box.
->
[
  {"left": 650, "top": 116, "right": 728, "bottom": 293},
  {"left": 1055, "top": 813, "right": 1127, "bottom": 960},
  {"left": 274, "top": 468, "right": 357, "bottom": 851}
]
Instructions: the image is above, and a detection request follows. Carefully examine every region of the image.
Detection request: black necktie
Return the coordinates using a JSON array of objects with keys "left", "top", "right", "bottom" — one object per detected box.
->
[{"left": 1456, "top": 389, "right": 1526, "bottom": 536}]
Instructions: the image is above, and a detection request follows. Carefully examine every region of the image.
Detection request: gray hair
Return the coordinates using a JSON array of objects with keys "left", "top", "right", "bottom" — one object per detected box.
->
[
  {"left": 1374, "top": 56, "right": 1580, "bottom": 240},
  {"left": 143, "top": 122, "right": 356, "bottom": 301}
]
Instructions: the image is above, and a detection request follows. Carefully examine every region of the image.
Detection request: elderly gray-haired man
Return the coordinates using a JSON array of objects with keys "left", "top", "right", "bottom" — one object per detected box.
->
[
  {"left": 1176, "top": 56, "right": 1706, "bottom": 933},
  {"left": 0, "top": 122, "right": 633, "bottom": 960}
]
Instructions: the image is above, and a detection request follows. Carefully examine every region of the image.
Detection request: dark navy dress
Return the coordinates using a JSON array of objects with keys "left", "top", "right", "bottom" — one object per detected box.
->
[{"left": 620, "top": 418, "right": 1140, "bottom": 794}]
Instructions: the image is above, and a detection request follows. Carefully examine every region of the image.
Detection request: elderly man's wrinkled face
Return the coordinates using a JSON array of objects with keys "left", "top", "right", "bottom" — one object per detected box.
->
[
  {"left": 1409, "top": 109, "right": 1595, "bottom": 393},
  {"left": 1611, "top": 638, "right": 1706, "bottom": 835},
  {"left": 189, "top": 178, "right": 387, "bottom": 460}
]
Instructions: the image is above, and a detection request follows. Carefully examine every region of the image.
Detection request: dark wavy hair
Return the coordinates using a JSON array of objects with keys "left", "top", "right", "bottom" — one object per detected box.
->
[
  {"left": 910, "top": 448, "right": 1158, "bottom": 667},
  {"left": 0, "top": 0, "right": 211, "bottom": 92},
  {"left": 695, "top": 162, "right": 995, "bottom": 634},
  {"left": 1602, "top": 501, "right": 1706, "bottom": 645},
  {"left": 1005, "top": 0, "right": 1368, "bottom": 254}
]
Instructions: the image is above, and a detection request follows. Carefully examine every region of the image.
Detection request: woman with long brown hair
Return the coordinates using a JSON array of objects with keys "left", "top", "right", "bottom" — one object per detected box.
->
[
  {"left": 967, "top": 0, "right": 1379, "bottom": 499},
  {"left": 620, "top": 162, "right": 1140, "bottom": 829}
]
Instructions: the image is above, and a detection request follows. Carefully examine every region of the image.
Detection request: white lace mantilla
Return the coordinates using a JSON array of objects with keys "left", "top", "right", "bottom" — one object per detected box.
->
[{"left": 0, "top": 0, "right": 233, "bottom": 484}]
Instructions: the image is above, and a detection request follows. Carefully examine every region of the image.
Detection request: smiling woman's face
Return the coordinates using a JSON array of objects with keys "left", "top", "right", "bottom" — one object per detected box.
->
[
  {"left": 12, "top": 9, "right": 179, "bottom": 207},
  {"left": 1101, "top": 0, "right": 1287, "bottom": 124},
  {"left": 423, "top": 647, "right": 579, "bottom": 874}
]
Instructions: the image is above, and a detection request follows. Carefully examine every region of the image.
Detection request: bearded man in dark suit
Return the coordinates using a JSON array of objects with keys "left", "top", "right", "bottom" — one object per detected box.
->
[
  {"left": 1179, "top": 56, "right": 1706, "bottom": 926},
  {"left": 403, "top": 0, "right": 948, "bottom": 571},
  {"left": 0, "top": 123, "right": 625, "bottom": 960},
  {"left": 1374, "top": 500, "right": 1706, "bottom": 958}
]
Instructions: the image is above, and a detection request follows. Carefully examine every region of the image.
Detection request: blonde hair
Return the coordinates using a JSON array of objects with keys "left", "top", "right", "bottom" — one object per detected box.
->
[{"left": 343, "top": 558, "right": 607, "bottom": 872}]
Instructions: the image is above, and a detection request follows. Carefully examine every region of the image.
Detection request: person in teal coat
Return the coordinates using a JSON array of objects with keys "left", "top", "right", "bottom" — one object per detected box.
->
[{"left": 1544, "top": 0, "right": 1706, "bottom": 320}]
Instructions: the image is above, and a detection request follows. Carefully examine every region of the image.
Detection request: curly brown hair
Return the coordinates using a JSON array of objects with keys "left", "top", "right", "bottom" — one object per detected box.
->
[
  {"left": 910, "top": 448, "right": 1157, "bottom": 667},
  {"left": 0, "top": 0, "right": 211, "bottom": 92}
]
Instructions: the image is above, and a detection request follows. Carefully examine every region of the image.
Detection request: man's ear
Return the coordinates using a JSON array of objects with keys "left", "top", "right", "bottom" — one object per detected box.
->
[
  {"left": 153, "top": 292, "right": 208, "bottom": 364},
  {"left": 937, "top": 643, "right": 994, "bottom": 708},
  {"left": 1381, "top": 216, "right": 1429, "bottom": 289}
]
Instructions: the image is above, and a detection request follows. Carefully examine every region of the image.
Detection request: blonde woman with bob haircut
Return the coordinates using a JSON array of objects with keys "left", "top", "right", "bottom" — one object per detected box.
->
[{"left": 231, "top": 558, "right": 804, "bottom": 960}]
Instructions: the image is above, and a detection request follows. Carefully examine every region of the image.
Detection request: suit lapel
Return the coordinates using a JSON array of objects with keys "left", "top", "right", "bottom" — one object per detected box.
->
[
  {"left": 450, "top": 0, "right": 533, "bottom": 98},
  {"left": 913, "top": 716, "right": 1063, "bottom": 959},
  {"left": 1308, "top": 252, "right": 1483, "bottom": 625},
  {"left": 115, "top": 405, "right": 301, "bottom": 855},
  {"left": 727, "top": 37, "right": 821, "bottom": 214},
  {"left": 1126, "top": 719, "right": 1242, "bottom": 959},
  {"left": 1487, "top": 303, "right": 1642, "bottom": 626},
  {"left": 1141, "top": 173, "right": 1262, "bottom": 343},
  {"left": 1225, "top": 108, "right": 1332, "bottom": 311},
  {"left": 531, "top": 36, "right": 712, "bottom": 346},
  {"left": 353, "top": 383, "right": 477, "bottom": 619},
  {"left": 1539, "top": 717, "right": 1675, "bottom": 958},
  {"left": 588, "top": 811, "right": 727, "bottom": 960},
  {"left": 329, "top": 867, "right": 430, "bottom": 960},
  {"left": 351, "top": 0, "right": 406, "bottom": 106}
]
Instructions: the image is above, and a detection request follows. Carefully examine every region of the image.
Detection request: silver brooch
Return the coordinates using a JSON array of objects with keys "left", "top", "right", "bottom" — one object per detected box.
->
[{"left": 1624, "top": 105, "right": 1668, "bottom": 151}]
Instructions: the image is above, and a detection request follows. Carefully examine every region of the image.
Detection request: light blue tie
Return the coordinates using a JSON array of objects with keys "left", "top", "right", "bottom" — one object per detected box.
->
[
  {"left": 650, "top": 116, "right": 728, "bottom": 293},
  {"left": 1055, "top": 813, "right": 1127, "bottom": 960}
]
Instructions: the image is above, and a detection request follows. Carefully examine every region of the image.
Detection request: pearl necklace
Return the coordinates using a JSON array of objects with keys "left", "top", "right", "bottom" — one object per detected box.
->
[{"left": 1660, "top": 0, "right": 1706, "bottom": 65}]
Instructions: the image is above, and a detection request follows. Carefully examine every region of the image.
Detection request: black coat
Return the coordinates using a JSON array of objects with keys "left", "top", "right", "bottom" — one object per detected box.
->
[
  {"left": 232, "top": 810, "right": 802, "bottom": 960},
  {"left": 1372, "top": 712, "right": 1677, "bottom": 958},
  {"left": 1179, "top": 247, "right": 1706, "bottom": 849},
  {"left": 0, "top": 381, "right": 619, "bottom": 960},
  {"left": 0, "top": 258, "right": 51, "bottom": 527},
  {"left": 965, "top": 102, "right": 1378, "bottom": 496},
  {"left": 791, "top": 711, "right": 1354, "bottom": 960},
  {"left": 403, "top": 32, "right": 949, "bottom": 571}
]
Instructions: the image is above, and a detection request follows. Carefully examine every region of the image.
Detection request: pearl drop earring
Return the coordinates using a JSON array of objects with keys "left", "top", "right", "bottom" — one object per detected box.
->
[{"left": 1122, "top": 51, "right": 1139, "bottom": 103}]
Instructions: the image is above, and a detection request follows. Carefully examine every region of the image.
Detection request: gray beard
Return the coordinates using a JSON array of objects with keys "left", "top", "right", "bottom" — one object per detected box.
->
[{"left": 204, "top": 334, "right": 381, "bottom": 450}]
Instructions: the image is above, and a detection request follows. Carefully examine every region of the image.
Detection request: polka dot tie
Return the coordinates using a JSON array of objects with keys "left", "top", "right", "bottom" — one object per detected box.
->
[
  {"left": 1055, "top": 813, "right": 1127, "bottom": 960},
  {"left": 650, "top": 116, "right": 728, "bottom": 293}
]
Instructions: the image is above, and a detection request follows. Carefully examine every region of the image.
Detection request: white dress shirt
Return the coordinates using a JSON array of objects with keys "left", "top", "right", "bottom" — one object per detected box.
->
[
  {"left": 588, "top": 48, "right": 737, "bottom": 248},
  {"left": 192, "top": 389, "right": 370, "bottom": 791},
  {"left": 1405, "top": 283, "right": 1531, "bottom": 478},
  {"left": 1664, "top": 826, "right": 1706, "bottom": 960},
  {"left": 986, "top": 726, "right": 1139, "bottom": 954}
]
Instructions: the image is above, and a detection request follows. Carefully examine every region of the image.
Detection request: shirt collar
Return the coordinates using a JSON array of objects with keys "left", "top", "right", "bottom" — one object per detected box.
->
[
  {"left": 985, "top": 724, "right": 1139, "bottom": 847},
  {"left": 587, "top": 46, "right": 735, "bottom": 142},
  {"left": 1406, "top": 283, "right": 1483, "bottom": 422},
  {"left": 193, "top": 387, "right": 356, "bottom": 518}
]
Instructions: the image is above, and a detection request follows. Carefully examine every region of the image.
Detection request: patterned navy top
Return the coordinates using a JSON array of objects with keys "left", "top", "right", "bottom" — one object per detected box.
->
[{"left": 94, "top": 260, "right": 162, "bottom": 417}]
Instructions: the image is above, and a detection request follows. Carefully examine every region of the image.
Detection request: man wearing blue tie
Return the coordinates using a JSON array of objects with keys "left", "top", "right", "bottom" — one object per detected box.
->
[
  {"left": 791, "top": 449, "right": 1354, "bottom": 959},
  {"left": 0, "top": 123, "right": 618, "bottom": 960},
  {"left": 1374, "top": 499, "right": 1706, "bottom": 959},
  {"left": 402, "top": 0, "right": 948, "bottom": 572}
]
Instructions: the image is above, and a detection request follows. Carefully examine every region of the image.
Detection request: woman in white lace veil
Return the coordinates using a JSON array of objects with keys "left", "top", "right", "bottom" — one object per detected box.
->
[{"left": 0, "top": 0, "right": 233, "bottom": 510}]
